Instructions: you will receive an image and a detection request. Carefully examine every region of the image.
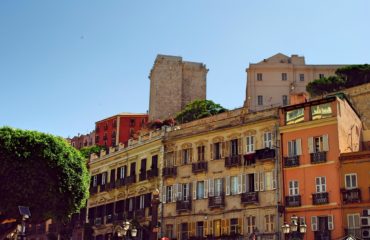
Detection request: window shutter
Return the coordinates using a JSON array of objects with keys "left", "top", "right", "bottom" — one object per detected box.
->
[
  {"left": 177, "top": 150, "right": 182, "bottom": 166},
  {"left": 221, "top": 142, "right": 226, "bottom": 158},
  {"left": 225, "top": 176, "right": 230, "bottom": 196},
  {"left": 272, "top": 169, "right": 277, "bottom": 190},
  {"left": 209, "top": 179, "right": 214, "bottom": 197},
  {"left": 242, "top": 174, "right": 247, "bottom": 193},
  {"left": 210, "top": 143, "right": 213, "bottom": 160},
  {"left": 162, "top": 186, "right": 166, "bottom": 204},
  {"left": 238, "top": 175, "right": 243, "bottom": 194},
  {"left": 238, "top": 138, "right": 242, "bottom": 155},
  {"left": 296, "top": 139, "right": 302, "bottom": 155},
  {"left": 328, "top": 215, "right": 334, "bottom": 230},
  {"left": 191, "top": 222, "right": 196, "bottom": 237},
  {"left": 288, "top": 141, "right": 292, "bottom": 157},
  {"left": 323, "top": 134, "right": 329, "bottom": 151},
  {"left": 177, "top": 184, "right": 183, "bottom": 201},
  {"left": 225, "top": 141, "right": 230, "bottom": 157},
  {"left": 190, "top": 148, "right": 193, "bottom": 163},
  {"left": 308, "top": 137, "right": 314, "bottom": 153},
  {"left": 177, "top": 224, "right": 180, "bottom": 240},
  {"left": 209, "top": 220, "right": 213, "bottom": 235},
  {"left": 193, "top": 181, "right": 197, "bottom": 200},
  {"left": 259, "top": 172, "right": 265, "bottom": 191},
  {"left": 204, "top": 180, "right": 208, "bottom": 199},
  {"left": 254, "top": 172, "right": 259, "bottom": 191},
  {"left": 311, "top": 216, "right": 318, "bottom": 231},
  {"left": 204, "top": 221, "right": 208, "bottom": 236},
  {"left": 221, "top": 219, "right": 226, "bottom": 235},
  {"left": 239, "top": 218, "right": 243, "bottom": 234},
  {"left": 173, "top": 184, "right": 178, "bottom": 202}
]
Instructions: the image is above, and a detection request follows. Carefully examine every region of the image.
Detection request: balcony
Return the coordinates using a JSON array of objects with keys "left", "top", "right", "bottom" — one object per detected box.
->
[
  {"left": 312, "top": 192, "right": 329, "bottom": 205},
  {"left": 90, "top": 186, "right": 98, "bottom": 195},
  {"left": 310, "top": 151, "right": 327, "bottom": 164},
  {"left": 139, "top": 171, "right": 147, "bottom": 181},
  {"left": 135, "top": 209, "right": 145, "bottom": 219},
  {"left": 115, "top": 178, "right": 125, "bottom": 188},
  {"left": 192, "top": 161, "right": 208, "bottom": 173},
  {"left": 208, "top": 194, "right": 225, "bottom": 208},
  {"left": 314, "top": 230, "right": 331, "bottom": 240},
  {"left": 241, "top": 192, "right": 258, "bottom": 204},
  {"left": 284, "top": 156, "right": 300, "bottom": 168},
  {"left": 147, "top": 168, "right": 159, "bottom": 179},
  {"left": 100, "top": 184, "right": 107, "bottom": 192},
  {"left": 125, "top": 175, "right": 136, "bottom": 185},
  {"left": 107, "top": 181, "right": 115, "bottom": 190},
  {"left": 344, "top": 228, "right": 361, "bottom": 239},
  {"left": 225, "top": 155, "right": 242, "bottom": 168},
  {"left": 255, "top": 148, "right": 275, "bottom": 161},
  {"left": 285, "top": 195, "right": 301, "bottom": 207},
  {"left": 341, "top": 188, "right": 361, "bottom": 204},
  {"left": 163, "top": 166, "right": 177, "bottom": 178},
  {"left": 176, "top": 200, "right": 192, "bottom": 212},
  {"left": 244, "top": 153, "right": 256, "bottom": 166}
]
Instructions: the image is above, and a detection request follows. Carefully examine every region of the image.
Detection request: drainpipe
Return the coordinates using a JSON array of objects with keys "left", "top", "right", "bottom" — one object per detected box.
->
[{"left": 275, "top": 123, "right": 281, "bottom": 240}]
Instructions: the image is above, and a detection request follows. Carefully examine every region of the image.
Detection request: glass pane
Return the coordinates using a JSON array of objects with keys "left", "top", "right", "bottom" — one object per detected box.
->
[
  {"left": 312, "top": 103, "right": 332, "bottom": 120},
  {"left": 286, "top": 108, "right": 304, "bottom": 125}
]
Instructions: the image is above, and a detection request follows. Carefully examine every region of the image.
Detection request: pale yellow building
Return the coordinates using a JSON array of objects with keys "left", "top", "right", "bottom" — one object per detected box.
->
[
  {"left": 160, "top": 107, "right": 283, "bottom": 240},
  {"left": 245, "top": 53, "right": 345, "bottom": 111}
]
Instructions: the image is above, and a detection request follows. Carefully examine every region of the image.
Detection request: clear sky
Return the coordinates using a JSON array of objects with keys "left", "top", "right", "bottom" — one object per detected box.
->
[{"left": 1, "top": 0, "right": 369, "bottom": 138}]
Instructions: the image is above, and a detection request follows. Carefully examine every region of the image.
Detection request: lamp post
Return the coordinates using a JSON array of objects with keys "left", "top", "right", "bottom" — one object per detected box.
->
[
  {"left": 114, "top": 221, "right": 138, "bottom": 240},
  {"left": 281, "top": 215, "right": 307, "bottom": 240},
  {"left": 151, "top": 189, "right": 160, "bottom": 240}
]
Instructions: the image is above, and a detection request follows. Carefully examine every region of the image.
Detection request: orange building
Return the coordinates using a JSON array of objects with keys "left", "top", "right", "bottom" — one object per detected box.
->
[{"left": 279, "top": 94, "right": 362, "bottom": 240}]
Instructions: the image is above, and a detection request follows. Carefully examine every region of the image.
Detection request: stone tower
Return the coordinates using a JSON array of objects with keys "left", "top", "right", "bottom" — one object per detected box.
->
[{"left": 149, "top": 54, "right": 207, "bottom": 120}]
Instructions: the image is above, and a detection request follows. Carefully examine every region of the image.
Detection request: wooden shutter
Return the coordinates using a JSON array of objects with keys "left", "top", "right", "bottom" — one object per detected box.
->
[
  {"left": 177, "top": 184, "right": 183, "bottom": 201},
  {"left": 209, "top": 220, "right": 213, "bottom": 235},
  {"left": 204, "top": 180, "right": 208, "bottom": 198},
  {"left": 190, "top": 222, "right": 195, "bottom": 237},
  {"left": 204, "top": 221, "right": 208, "bottom": 236},
  {"left": 311, "top": 216, "right": 318, "bottom": 231},
  {"left": 242, "top": 174, "right": 247, "bottom": 193},
  {"left": 296, "top": 138, "right": 302, "bottom": 155},
  {"left": 221, "top": 219, "right": 226, "bottom": 235},
  {"left": 221, "top": 142, "right": 226, "bottom": 158},
  {"left": 259, "top": 172, "right": 265, "bottom": 191},
  {"left": 308, "top": 137, "right": 314, "bottom": 153},
  {"left": 238, "top": 174, "right": 243, "bottom": 194},
  {"left": 190, "top": 148, "right": 193, "bottom": 163},
  {"left": 328, "top": 215, "right": 334, "bottom": 230},
  {"left": 288, "top": 141, "right": 292, "bottom": 157},
  {"left": 209, "top": 179, "right": 214, "bottom": 197},
  {"left": 226, "top": 141, "right": 230, "bottom": 157},
  {"left": 323, "top": 134, "right": 329, "bottom": 151},
  {"left": 210, "top": 143, "right": 213, "bottom": 160},
  {"left": 238, "top": 138, "right": 242, "bottom": 155},
  {"left": 162, "top": 186, "right": 166, "bottom": 204},
  {"left": 225, "top": 176, "right": 230, "bottom": 196},
  {"left": 173, "top": 184, "right": 178, "bottom": 202},
  {"left": 254, "top": 172, "right": 259, "bottom": 191},
  {"left": 272, "top": 169, "right": 277, "bottom": 190},
  {"left": 239, "top": 218, "right": 243, "bottom": 234},
  {"left": 193, "top": 181, "right": 197, "bottom": 200}
]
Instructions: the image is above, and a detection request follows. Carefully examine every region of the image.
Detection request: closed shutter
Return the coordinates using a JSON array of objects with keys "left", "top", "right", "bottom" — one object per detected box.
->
[
  {"left": 209, "top": 179, "right": 214, "bottom": 197},
  {"left": 221, "top": 219, "right": 227, "bottom": 235},
  {"left": 259, "top": 172, "right": 265, "bottom": 191},
  {"left": 308, "top": 137, "right": 314, "bottom": 153},
  {"left": 328, "top": 215, "right": 334, "bottom": 230},
  {"left": 204, "top": 221, "right": 208, "bottom": 236},
  {"left": 225, "top": 176, "right": 230, "bottom": 196},
  {"left": 190, "top": 148, "right": 193, "bottom": 163},
  {"left": 209, "top": 220, "right": 213, "bottom": 235},
  {"left": 204, "top": 180, "right": 208, "bottom": 198},
  {"left": 238, "top": 218, "right": 243, "bottom": 234},
  {"left": 190, "top": 222, "right": 195, "bottom": 237},
  {"left": 210, "top": 143, "right": 213, "bottom": 160},
  {"left": 238, "top": 174, "right": 243, "bottom": 194},
  {"left": 311, "top": 216, "right": 318, "bottom": 231},
  {"left": 238, "top": 138, "right": 242, "bottom": 155},
  {"left": 221, "top": 142, "right": 226, "bottom": 158},
  {"left": 288, "top": 141, "right": 292, "bottom": 157},
  {"left": 162, "top": 186, "right": 166, "bottom": 204},
  {"left": 226, "top": 219, "right": 230, "bottom": 235},
  {"left": 242, "top": 174, "right": 247, "bottom": 193},
  {"left": 193, "top": 181, "right": 197, "bottom": 200},
  {"left": 272, "top": 169, "right": 277, "bottom": 190},
  {"left": 296, "top": 139, "right": 302, "bottom": 155},
  {"left": 323, "top": 134, "right": 329, "bottom": 151},
  {"left": 173, "top": 184, "right": 178, "bottom": 202},
  {"left": 177, "top": 150, "right": 181, "bottom": 166},
  {"left": 177, "top": 184, "right": 183, "bottom": 201},
  {"left": 226, "top": 141, "right": 230, "bottom": 157},
  {"left": 254, "top": 172, "right": 259, "bottom": 191}
]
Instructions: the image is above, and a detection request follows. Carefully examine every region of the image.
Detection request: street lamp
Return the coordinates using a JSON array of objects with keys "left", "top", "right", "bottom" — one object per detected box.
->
[
  {"left": 281, "top": 215, "right": 307, "bottom": 240},
  {"left": 114, "top": 221, "right": 138, "bottom": 239}
]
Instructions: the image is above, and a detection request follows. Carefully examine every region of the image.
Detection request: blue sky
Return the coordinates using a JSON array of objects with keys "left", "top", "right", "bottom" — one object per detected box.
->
[{"left": 1, "top": 0, "right": 369, "bottom": 138}]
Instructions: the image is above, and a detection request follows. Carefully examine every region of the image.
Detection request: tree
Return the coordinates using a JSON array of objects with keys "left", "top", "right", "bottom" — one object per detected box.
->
[
  {"left": 306, "top": 76, "right": 346, "bottom": 97},
  {"left": 175, "top": 99, "right": 227, "bottom": 124},
  {"left": 79, "top": 145, "right": 104, "bottom": 159},
  {"left": 0, "top": 127, "right": 90, "bottom": 223}
]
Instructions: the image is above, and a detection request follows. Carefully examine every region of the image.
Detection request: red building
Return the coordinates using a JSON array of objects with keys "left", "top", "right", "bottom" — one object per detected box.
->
[{"left": 95, "top": 113, "right": 148, "bottom": 148}]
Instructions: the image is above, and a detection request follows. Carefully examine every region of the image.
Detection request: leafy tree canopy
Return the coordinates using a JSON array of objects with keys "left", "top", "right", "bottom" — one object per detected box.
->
[
  {"left": 79, "top": 145, "right": 104, "bottom": 159},
  {"left": 175, "top": 99, "right": 227, "bottom": 124},
  {"left": 0, "top": 127, "right": 90, "bottom": 223}
]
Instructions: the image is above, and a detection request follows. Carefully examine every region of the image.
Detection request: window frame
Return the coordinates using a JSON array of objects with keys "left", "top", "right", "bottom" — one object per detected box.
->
[
  {"left": 289, "top": 180, "right": 299, "bottom": 196},
  {"left": 345, "top": 173, "right": 358, "bottom": 189},
  {"left": 315, "top": 176, "right": 326, "bottom": 193}
]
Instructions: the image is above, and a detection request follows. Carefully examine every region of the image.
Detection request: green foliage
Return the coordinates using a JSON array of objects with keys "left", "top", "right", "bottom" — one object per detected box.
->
[
  {"left": 0, "top": 127, "right": 90, "bottom": 223},
  {"left": 175, "top": 99, "right": 227, "bottom": 124},
  {"left": 79, "top": 145, "right": 104, "bottom": 159},
  {"left": 306, "top": 76, "right": 346, "bottom": 97}
]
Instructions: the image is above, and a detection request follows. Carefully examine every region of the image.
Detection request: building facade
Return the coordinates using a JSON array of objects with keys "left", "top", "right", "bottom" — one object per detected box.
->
[
  {"left": 160, "top": 107, "right": 283, "bottom": 240},
  {"left": 69, "top": 131, "right": 96, "bottom": 149},
  {"left": 149, "top": 55, "right": 207, "bottom": 121},
  {"left": 245, "top": 53, "right": 345, "bottom": 111},
  {"left": 95, "top": 113, "right": 148, "bottom": 148},
  {"left": 279, "top": 94, "right": 362, "bottom": 240}
]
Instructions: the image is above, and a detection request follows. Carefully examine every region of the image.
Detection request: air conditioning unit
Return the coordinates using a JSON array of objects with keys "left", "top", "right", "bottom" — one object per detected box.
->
[
  {"left": 361, "top": 216, "right": 370, "bottom": 227},
  {"left": 361, "top": 228, "right": 370, "bottom": 239},
  {"left": 363, "top": 209, "right": 370, "bottom": 216}
]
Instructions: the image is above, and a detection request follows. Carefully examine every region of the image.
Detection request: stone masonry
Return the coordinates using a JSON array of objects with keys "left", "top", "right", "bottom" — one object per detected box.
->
[{"left": 148, "top": 55, "right": 207, "bottom": 121}]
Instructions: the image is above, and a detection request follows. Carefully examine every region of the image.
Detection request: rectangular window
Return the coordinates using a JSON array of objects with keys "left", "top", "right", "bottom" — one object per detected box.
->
[
  {"left": 345, "top": 173, "right": 357, "bottom": 189},
  {"left": 314, "top": 136, "right": 324, "bottom": 152},
  {"left": 246, "top": 216, "right": 256, "bottom": 233},
  {"left": 299, "top": 73, "right": 305, "bottom": 81},
  {"left": 316, "top": 176, "right": 326, "bottom": 193},
  {"left": 257, "top": 95, "right": 263, "bottom": 106},
  {"left": 246, "top": 135, "right": 255, "bottom": 153},
  {"left": 214, "top": 178, "right": 223, "bottom": 196},
  {"left": 182, "top": 149, "right": 190, "bottom": 164},
  {"left": 282, "top": 73, "right": 288, "bottom": 81},
  {"left": 263, "top": 132, "right": 272, "bottom": 148},
  {"left": 319, "top": 73, "right": 325, "bottom": 79},
  {"left": 246, "top": 174, "right": 255, "bottom": 192},
  {"left": 311, "top": 103, "right": 333, "bottom": 120},
  {"left": 264, "top": 172, "right": 273, "bottom": 190},
  {"left": 282, "top": 95, "right": 288, "bottom": 106},
  {"left": 165, "top": 152, "right": 174, "bottom": 167},
  {"left": 197, "top": 181, "right": 205, "bottom": 199},
  {"left": 181, "top": 223, "right": 189, "bottom": 240},
  {"left": 196, "top": 222, "right": 204, "bottom": 237},
  {"left": 265, "top": 215, "right": 275, "bottom": 232},
  {"left": 166, "top": 186, "right": 173, "bottom": 202},
  {"left": 347, "top": 213, "right": 360, "bottom": 229},
  {"left": 197, "top": 146, "right": 205, "bottom": 161},
  {"left": 214, "top": 142, "right": 221, "bottom": 160},
  {"left": 288, "top": 139, "right": 301, "bottom": 157},
  {"left": 93, "top": 175, "right": 97, "bottom": 187},
  {"left": 130, "top": 119, "right": 135, "bottom": 127},
  {"left": 165, "top": 225, "right": 173, "bottom": 239},
  {"left": 230, "top": 218, "right": 239, "bottom": 234},
  {"left": 230, "top": 176, "right": 238, "bottom": 195},
  {"left": 182, "top": 183, "right": 190, "bottom": 201},
  {"left": 230, "top": 139, "right": 238, "bottom": 156},
  {"left": 289, "top": 180, "right": 299, "bottom": 196},
  {"left": 257, "top": 73, "right": 263, "bottom": 81},
  {"left": 286, "top": 108, "right": 304, "bottom": 125}
]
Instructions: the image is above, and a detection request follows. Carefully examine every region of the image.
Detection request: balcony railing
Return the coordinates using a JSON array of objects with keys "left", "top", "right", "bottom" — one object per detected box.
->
[
  {"left": 241, "top": 192, "right": 258, "bottom": 204},
  {"left": 163, "top": 166, "right": 177, "bottom": 178},
  {"left": 208, "top": 194, "right": 225, "bottom": 208},
  {"left": 176, "top": 200, "right": 192, "bottom": 212},
  {"left": 255, "top": 148, "right": 275, "bottom": 161},
  {"left": 225, "top": 155, "right": 242, "bottom": 167},
  {"left": 192, "top": 161, "right": 208, "bottom": 173},
  {"left": 147, "top": 168, "right": 159, "bottom": 179},
  {"left": 284, "top": 156, "right": 300, "bottom": 167},
  {"left": 341, "top": 188, "right": 361, "bottom": 204},
  {"left": 285, "top": 195, "right": 301, "bottom": 207},
  {"left": 139, "top": 171, "right": 147, "bottom": 181},
  {"left": 244, "top": 153, "right": 256, "bottom": 166},
  {"left": 310, "top": 151, "right": 327, "bottom": 164},
  {"left": 312, "top": 192, "right": 329, "bottom": 205},
  {"left": 90, "top": 186, "right": 98, "bottom": 195},
  {"left": 344, "top": 228, "right": 361, "bottom": 239},
  {"left": 125, "top": 175, "right": 136, "bottom": 185},
  {"left": 115, "top": 178, "right": 125, "bottom": 188}
]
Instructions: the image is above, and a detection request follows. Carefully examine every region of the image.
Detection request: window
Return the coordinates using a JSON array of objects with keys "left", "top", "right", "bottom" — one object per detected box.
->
[
  {"left": 197, "top": 181, "right": 205, "bottom": 199},
  {"left": 316, "top": 176, "right": 326, "bottom": 193},
  {"left": 299, "top": 73, "right": 305, "bottom": 81},
  {"left": 196, "top": 222, "right": 204, "bottom": 237},
  {"left": 282, "top": 73, "right": 287, "bottom": 81},
  {"left": 92, "top": 175, "right": 97, "bottom": 187},
  {"left": 263, "top": 132, "right": 272, "bottom": 148},
  {"left": 166, "top": 186, "right": 173, "bottom": 202},
  {"left": 319, "top": 73, "right": 325, "bottom": 79},
  {"left": 246, "top": 174, "right": 255, "bottom": 192},
  {"left": 230, "top": 176, "right": 238, "bottom": 195},
  {"left": 165, "top": 225, "right": 173, "bottom": 239},
  {"left": 213, "top": 142, "right": 221, "bottom": 160},
  {"left": 245, "top": 135, "right": 255, "bottom": 153},
  {"left": 197, "top": 146, "right": 205, "bottom": 161},
  {"left": 257, "top": 95, "right": 263, "bottom": 106},
  {"left": 345, "top": 173, "right": 357, "bottom": 189},
  {"left": 246, "top": 216, "right": 256, "bottom": 233},
  {"left": 165, "top": 152, "right": 174, "bottom": 167},
  {"left": 314, "top": 136, "right": 324, "bottom": 152},
  {"left": 347, "top": 213, "right": 360, "bottom": 230},
  {"left": 289, "top": 180, "right": 299, "bottom": 196},
  {"left": 130, "top": 119, "right": 135, "bottom": 127},
  {"left": 257, "top": 73, "right": 263, "bottom": 81},
  {"left": 288, "top": 139, "right": 301, "bottom": 157},
  {"left": 311, "top": 103, "right": 332, "bottom": 120},
  {"left": 264, "top": 171, "right": 273, "bottom": 190},
  {"left": 101, "top": 172, "right": 106, "bottom": 185},
  {"left": 282, "top": 95, "right": 288, "bottom": 106},
  {"left": 214, "top": 178, "right": 223, "bottom": 196},
  {"left": 286, "top": 108, "right": 304, "bottom": 125},
  {"left": 181, "top": 223, "right": 189, "bottom": 240},
  {"left": 139, "top": 195, "right": 145, "bottom": 209},
  {"left": 265, "top": 214, "right": 275, "bottom": 232},
  {"left": 182, "top": 183, "right": 190, "bottom": 201},
  {"left": 182, "top": 149, "right": 191, "bottom": 164},
  {"left": 230, "top": 218, "right": 239, "bottom": 234},
  {"left": 230, "top": 139, "right": 238, "bottom": 156}
]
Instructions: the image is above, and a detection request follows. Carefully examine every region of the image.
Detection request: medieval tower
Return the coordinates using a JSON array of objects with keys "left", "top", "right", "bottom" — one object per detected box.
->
[{"left": 148, "top": 54, "right": 208, "bottom": 120}]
